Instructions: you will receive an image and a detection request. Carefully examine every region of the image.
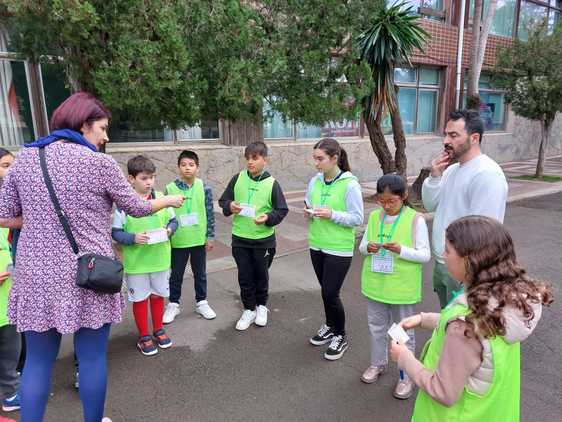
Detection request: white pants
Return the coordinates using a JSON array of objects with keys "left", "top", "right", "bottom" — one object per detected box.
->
[
  {"left": 367, "top": 299, "right": 416, "bottom": 367},
  {"left": 125, "top": 270, "right": 170, "bottom": 302}
]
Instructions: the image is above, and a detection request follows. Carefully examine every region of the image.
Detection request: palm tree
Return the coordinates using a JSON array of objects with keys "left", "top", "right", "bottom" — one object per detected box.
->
[{"left": 357, "top": 2, "right": 429, "bottom": 175}]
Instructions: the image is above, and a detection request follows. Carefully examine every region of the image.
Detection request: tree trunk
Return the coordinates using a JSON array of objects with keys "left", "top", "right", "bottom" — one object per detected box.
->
[
  {"left": 467, "top": 0, "right": 498, "bottom": 110},
  {"left": 409, "top": 166, "right": 431, "bottom": 203},
  {"left": 220, "top": 117, "right": 264, "bottom": 146},
  {"left": 390, "top": 89, "right": 407, "bottom": 176},
  {"left": 467, "top": 0, "right": 482, "bottom": 108},
  {"left": 535, "top": 119, "right": 552, "bottom": 178},
  {"left": 365, "top": 112, "right": 395, "bottom": 174}
]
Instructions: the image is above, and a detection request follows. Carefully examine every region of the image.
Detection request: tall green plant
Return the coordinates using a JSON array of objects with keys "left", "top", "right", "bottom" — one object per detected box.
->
[
  {"left": 495, "top": 22, "right": 562, "bottom": 178},
  {"left": 357, "top": 2, "right": 429, "bottom": 175}
]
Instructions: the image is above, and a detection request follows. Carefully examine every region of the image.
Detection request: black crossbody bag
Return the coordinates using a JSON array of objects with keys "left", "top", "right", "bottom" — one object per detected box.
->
[{"left": 39, "top": 147, "right": 123, "bottom": 294}]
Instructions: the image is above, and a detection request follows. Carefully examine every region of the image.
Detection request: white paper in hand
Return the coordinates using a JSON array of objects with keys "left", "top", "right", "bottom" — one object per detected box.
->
[
  {"left": 388, "top": 323, "right": 410, "bottom": 345},
  {"left": 239, "top": 203, "right": 256, "bottom": 218},
  {"left": 146, "top": 228, "right": 168, "bottom": 245}
]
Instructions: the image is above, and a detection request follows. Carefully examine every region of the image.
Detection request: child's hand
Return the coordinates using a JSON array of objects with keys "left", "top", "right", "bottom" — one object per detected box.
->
[
  {"left": 0, "top": 271, "right": 9, "bottom": 285},
  {"left": 166, "top": 228, "right": 172, "bottom": 238},
  {"left": 230, "top": 201, "right": 242, "bottom": 214},
  {"left": 399, "top": 314, "right": 422, "bottom": 330},
  {"left": 389, "top": 341, "right": 409, "bottom": 362},
  {"left": 367, "top": 242, "right": 381, "bottom": 254},
  {"left": 303, "top": 207, "right": 314, "bottom": 219},
  {"left": 135, "top": 233, "right": 149, "bottom": 244},
  {"left": 254, "top": 214, "right": 268, "bottom": 225},
  {"left": 313, "top": 207, "right": 332, "bottom": 219},
  {"left": 205, "top": 240, "right": 215, "bottom": 252},
  {"left": 383, "top": 242, "right": 401, "bottom": 254}
]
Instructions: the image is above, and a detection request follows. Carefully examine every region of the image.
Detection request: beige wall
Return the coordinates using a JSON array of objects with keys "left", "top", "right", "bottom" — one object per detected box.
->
[{"left": 106, "top": 112, "right": 562, "bottom": 194}]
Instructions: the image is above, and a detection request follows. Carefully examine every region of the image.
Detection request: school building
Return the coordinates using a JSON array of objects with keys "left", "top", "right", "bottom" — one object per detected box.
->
[{"left": 1, "top": 0, "right": 561, "bottom": 192}]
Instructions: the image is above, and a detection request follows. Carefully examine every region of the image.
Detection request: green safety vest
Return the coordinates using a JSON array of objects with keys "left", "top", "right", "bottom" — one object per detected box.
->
[
  {"left": 166, "top": 179, "right": 207, "bottom": 248},
  {"left": 0, "top": 228, "right": 13, "bottom": 328},
  {"left": 412, "top": 302, "right": 521, "bottom": 422},
  {"left": 232, "top": 171, "right": 275, "bottom": 240},
  {"left": 122, "top": 192, "right": 171, "bottom": 274},
  {"left": 308, "top": 175, "right": 356, "bottom": 252},
  {"left": 361, "top": 206, "right": 422, "bottom": 304}
]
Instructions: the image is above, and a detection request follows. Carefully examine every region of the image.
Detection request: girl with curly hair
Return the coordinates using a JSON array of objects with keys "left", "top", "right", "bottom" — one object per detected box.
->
[{"left": 389, "top": 215, "right": 552, "bottom": 421}]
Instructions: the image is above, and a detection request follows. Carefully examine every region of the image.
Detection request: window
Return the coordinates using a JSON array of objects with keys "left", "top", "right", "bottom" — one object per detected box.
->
[
  {"left": 383, "top": 67, "right": 441, "bottom": 135},
  {"left": 469, "top": 0, "right": 517, "bottom": 38},
  {"left": 399, "top": 0, "right": 445, "bottom": 20},
  {"left": 517, "top": 0, "right": 561, "bottom": 39},
  {"left": 463, "top": 74, "right": 507, "bottom": 131},
  {"left": 263, "top": 103, "right": 294, "bottom": 139},
  {"left": 0, "top": 59, "right": 35, "bottom": 146},
  {"left": 39, "top": 61, "right": 71, "bottom": 124}
]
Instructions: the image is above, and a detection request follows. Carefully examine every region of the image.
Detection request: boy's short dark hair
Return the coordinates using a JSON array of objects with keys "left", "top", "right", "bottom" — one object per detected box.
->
[
  {"left": 244, "top": 141, "right": 268, "bottom": 159},
  {"left": 177, "top": 150, "right": 199, "bottom": 166},
  {"left": 127, "top": 155, "right": 156, "bottom": 177},
  {"left": 448, "top": 109, "right": 484, "bottom": 144}
]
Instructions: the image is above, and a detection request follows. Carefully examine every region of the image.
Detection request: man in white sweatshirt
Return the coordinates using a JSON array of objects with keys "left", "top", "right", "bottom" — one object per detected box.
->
[{"left": 422, "top": 110, "right": 508, "bottom": 308}]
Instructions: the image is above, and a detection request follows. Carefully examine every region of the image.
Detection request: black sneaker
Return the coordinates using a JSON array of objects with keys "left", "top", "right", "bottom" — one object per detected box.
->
[
  {"left": 324, "top": 335, "right": 348, "bottom": 360},
  {"left": 309, "top": 324, "right": 334, "bottom": 346}
]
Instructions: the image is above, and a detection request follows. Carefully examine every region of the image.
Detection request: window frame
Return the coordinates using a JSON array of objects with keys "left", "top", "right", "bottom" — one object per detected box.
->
[{"left": 392, "top": 66, "right": 442, "bottom": 136}]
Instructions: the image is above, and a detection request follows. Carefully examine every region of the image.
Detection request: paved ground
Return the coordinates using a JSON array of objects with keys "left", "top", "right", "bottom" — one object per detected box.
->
[{"left": 1, "top": 190, "right": 559, "bottom": 422}]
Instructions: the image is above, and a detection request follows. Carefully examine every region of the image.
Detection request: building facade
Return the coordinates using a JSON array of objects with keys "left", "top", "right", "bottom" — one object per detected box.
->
[{"left": 1, "top": 0, "right": 561, "bottom": 191}]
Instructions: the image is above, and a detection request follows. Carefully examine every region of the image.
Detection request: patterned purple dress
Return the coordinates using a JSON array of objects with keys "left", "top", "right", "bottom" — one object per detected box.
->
[{"left": 0, "top": 142, "right": 152, "bottom": 334}]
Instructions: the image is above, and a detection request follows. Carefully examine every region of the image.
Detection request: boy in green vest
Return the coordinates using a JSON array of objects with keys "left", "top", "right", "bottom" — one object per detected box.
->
[
  {"left": 112, "top": 156, "right": 176, "bottom": 356},
  {"left": 218, "top": 141, "right": 288, "bottom": 331},
  {"left": 163, "top": 150, "right": 216, "bottom": 323}
]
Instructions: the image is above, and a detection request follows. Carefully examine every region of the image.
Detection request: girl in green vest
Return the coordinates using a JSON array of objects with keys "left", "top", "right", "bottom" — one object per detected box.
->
[
  {"left": 390, "top": 216, "right": 553, "bottom": 422},
  {"left": 359, "top": 174, "right": 430, "bottom": 399},
  {"left": 306, "top": 138, "right": 364, "bottom": 361}
]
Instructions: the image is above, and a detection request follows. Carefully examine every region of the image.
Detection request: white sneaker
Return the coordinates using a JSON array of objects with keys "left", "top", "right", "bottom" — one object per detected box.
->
[
  {"left": 163, "top": 302, "right": 180, "bottom": 324},
  {"left": 235, "top": 309, "right": 256, "bottom": 331},
  {"left": 255, "top": 305, "right": 269, "bottom": 327},
  {"left": 195, "top": 300, "right": 217, "bottom": 320}
]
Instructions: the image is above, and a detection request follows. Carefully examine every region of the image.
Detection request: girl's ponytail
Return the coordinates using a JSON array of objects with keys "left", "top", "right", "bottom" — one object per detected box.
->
[{"left": 338, "top": 148, "right": 351, "bottom": 172}]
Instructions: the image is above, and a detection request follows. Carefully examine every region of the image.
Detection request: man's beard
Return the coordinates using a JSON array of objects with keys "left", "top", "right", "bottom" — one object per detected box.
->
[{"left": 445, "top": 138, "right": 471, "bottom": 163}]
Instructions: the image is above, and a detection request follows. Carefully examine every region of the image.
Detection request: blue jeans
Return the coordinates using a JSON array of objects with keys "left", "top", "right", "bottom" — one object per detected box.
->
[{"left": 21, "top": 323, "right": 111, "bottom": 422}]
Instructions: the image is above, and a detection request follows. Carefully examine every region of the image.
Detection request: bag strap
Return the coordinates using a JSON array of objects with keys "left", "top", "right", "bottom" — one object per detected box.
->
[{"left": 38, "top": 147, "right": 79, "bottom": 255}]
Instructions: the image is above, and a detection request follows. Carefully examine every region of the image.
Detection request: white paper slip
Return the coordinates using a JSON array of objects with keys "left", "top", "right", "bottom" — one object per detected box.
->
[
  {"left": 304, "top": 208, "right": 315, "bottom": 215},
  {"left": 371, "top": 252, "right": 394, "bottom": 274},
  {"left": 180, "top": 212, "right": 199, "bottom": 227},
  {"left": 239, "top": 203, "right": 256, "bottom": 218},
  {"left": 388, "top": 323, "right": 410, "bottom": 345},
  {"left": 146, "top": 228, "right": 168, "bottom": 244}
]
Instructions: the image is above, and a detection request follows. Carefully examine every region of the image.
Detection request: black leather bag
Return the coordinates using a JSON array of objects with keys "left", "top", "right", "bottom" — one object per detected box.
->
[{"left": 39, "top": 147, "right": 123, "bottom": 294}]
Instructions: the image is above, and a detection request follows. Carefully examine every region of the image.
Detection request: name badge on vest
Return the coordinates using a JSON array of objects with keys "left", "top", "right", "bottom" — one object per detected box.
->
[
  {"left": 180, "top": 213, "right": 198, "bottom": 227},
  {"left": 239, "top": 203, "right": 256, "bottom": 218},
  {"left": 371, "top": 252, "right": 394, "bottom": 274},
  {"left": 146, "top": 228, "right": 168, "bottom": 245}
]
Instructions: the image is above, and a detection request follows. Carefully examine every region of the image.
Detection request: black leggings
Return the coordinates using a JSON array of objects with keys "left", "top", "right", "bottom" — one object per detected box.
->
[{"left": 310, "top": 249, "right": 353, "bottom": 336}]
